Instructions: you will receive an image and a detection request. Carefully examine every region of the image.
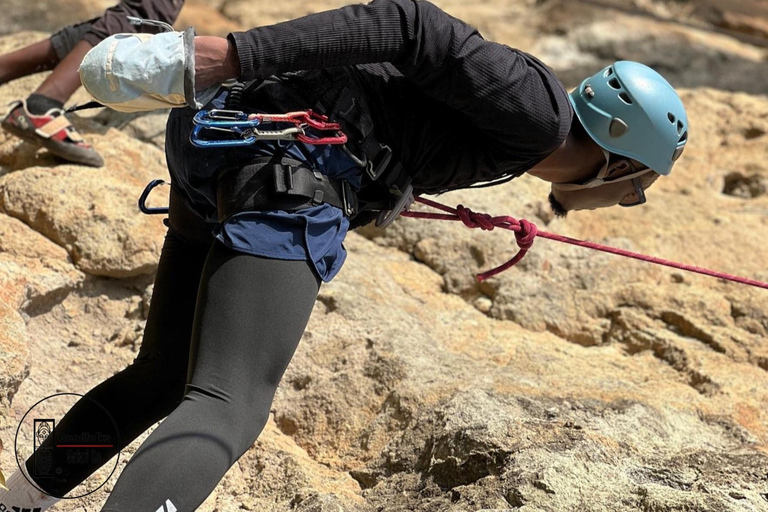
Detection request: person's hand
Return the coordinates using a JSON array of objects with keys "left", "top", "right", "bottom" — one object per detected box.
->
[{"left": 194, "top": 36, "right": 241, "bottom": 90}]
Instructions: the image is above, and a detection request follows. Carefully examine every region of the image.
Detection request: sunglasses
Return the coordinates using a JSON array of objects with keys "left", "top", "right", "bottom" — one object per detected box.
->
[{"left": 618, "top": 175, "right": 647, "bottom": 207}]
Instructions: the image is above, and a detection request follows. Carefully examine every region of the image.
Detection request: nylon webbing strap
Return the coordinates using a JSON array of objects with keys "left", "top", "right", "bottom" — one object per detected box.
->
[
  {"left": 216, "top": 158, "right": 355, "bottom": 222},
  {"left": 35, "top": 114, "right": 71, "bottom": 139},
  {"left": 272, "top": 164, "right": 346, "bottom": 207}
]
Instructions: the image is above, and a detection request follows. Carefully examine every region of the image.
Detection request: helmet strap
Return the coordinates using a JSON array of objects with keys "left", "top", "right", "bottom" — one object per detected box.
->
[{"left": 553, "top": 149, "right": 649, "bottom": 192}]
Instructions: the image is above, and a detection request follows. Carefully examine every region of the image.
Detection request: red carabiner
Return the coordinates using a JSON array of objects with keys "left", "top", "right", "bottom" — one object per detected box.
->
[
  {"left": 246, "top": 110, "right": 347, "bottom": 145},
  {"left": 296, "top": 131, "right": 348, "bottom": 145}
]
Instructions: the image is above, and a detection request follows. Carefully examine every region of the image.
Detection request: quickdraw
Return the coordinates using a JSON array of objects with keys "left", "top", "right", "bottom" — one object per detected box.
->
[{"left": 190, "top": 109, "right": 348, "bottom": 147}]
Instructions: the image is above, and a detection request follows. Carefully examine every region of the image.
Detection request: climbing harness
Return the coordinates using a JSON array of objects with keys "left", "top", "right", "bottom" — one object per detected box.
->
[
  {"left": 140, "top": 74, "right": 413, "bottom": 224},
  {"left": 216, "top": 157, "right": 359, "bottom": 219},
  {"left": 139, "top": 104, "right": 361, "bottom": 218},
  {"left": 137, "top": 161, "right": 359, "bottom": 219}
]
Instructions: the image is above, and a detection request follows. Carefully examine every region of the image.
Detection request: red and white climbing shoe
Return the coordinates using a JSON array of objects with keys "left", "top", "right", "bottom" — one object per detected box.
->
[{"left": 1, "top": 100, "right": 104, "bottom": 168}]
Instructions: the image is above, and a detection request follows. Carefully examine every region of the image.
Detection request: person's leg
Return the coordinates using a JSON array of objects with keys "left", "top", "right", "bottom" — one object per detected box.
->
[
  {"left": 0, "top": 192, "right": 212, "bottom": 507},
  {"left": 0, "top": 17, "right": 96, "bottom": 89},
  {"left": 32, "top": 0, "right": 184, "bottom": 103},
  {"left": 0, "top": 16, "right": 98, "bottom": 85},
  {"left": 0, "top": 39, "right": 59, "bottom": 85},
  {"left": 99, "top": 243, "right": 321, "bottom": 512},
  {"left": 2, "top": 1, "right": 184, "bottom": 167},
  {"left": 80, "top": 0, "right": 185, "bottom": 47},
  {"left": 33, "top": 40, "right": 93, "bottom": 105},
  {"left": 0, "top": 37, "right": 102, "bottom": 167}
]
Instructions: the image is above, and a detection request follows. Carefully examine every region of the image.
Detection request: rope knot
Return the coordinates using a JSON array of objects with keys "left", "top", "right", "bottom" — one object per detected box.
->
[
  {"left": 401, "top": 196, "right": 768, "bottom": 290},
  {"left": 456, "top": 204, "right": 495, "bottom": 231},
  {"left": 514, "top": 219, "right": 538, "bottom": 250}
]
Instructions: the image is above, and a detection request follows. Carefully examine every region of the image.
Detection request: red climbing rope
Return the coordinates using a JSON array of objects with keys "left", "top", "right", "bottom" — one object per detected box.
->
[{"left": 400, "top": 197, "right": 768, "bottom": 290}]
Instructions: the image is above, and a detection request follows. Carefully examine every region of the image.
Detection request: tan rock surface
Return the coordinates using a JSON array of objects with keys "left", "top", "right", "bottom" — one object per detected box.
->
[
  {"left": 222, "top": 0, "right": 354, "bottom": 28},
  {"left": 1, "top": 1, "right": 768, "bottom": 512},
  {"left": 0, "top": 213, "right": 84, "bottom": 313},
  {"left": 584, "top": 0, "right": 768, "bottom": 46},
  {"left": 275, "top": 233, "right": 768, "bottom": 511},
  {"left": 531, "top": 0, "right": 768, "bottom": 92},
  {"left": 0, "top": 135, "right": 169, "bottom": 277},
  {"left": 175, "top": 0, "right": 245, "bottom": 36},
  {"left": 0, "top": 300, "right": 29, "bottom": 431}
]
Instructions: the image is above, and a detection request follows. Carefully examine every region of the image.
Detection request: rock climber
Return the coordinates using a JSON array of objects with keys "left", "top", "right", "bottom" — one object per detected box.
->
[
  {"left": 0, "top": 0, "right": 688, "bottom": 510},
  {"left": 0, "top": 0, "right": 185, "bottom": 167}
]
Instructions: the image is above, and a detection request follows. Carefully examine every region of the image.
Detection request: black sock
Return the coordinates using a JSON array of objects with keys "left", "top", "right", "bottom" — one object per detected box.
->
[{"left": 26, "top": 93, "right": 64, "bottom": 115}]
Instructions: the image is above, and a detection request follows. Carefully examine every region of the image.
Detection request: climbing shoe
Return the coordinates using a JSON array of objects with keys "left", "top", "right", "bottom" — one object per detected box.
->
[{"left": 1, "top": 99, "right": 104, "bottom": 167}]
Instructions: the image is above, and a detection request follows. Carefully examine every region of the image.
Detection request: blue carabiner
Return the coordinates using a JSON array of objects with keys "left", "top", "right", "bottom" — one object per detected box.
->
[
  {"left": 192, "top": 109, "right": 256, "bottom": 127},
  {"left": 190, "top": 110, "right": 261, "bottom": 147},
  {"left": 190, "top": 125, "right": 258, "bottom": 147}
]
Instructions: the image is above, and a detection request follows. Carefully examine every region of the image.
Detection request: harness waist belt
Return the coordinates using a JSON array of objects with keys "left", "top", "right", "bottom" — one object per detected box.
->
[{"left": 216, "top": 158, "right": 357, "bottom": 222}]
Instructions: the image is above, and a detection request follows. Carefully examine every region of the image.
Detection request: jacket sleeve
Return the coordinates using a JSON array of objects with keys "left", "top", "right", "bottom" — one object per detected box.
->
[{"left": 227, "top": 0, "right": 571, "bottom": 161}]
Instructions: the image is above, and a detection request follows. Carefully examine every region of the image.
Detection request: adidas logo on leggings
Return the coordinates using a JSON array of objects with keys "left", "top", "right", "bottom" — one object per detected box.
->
[{"left": 155, "top": 499, "right": 176, "bottom": 512}]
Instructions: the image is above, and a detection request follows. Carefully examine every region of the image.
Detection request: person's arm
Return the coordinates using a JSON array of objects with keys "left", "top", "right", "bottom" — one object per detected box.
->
[
  {"left": 195, "top": 36, "right": 242, "bottom": 90},
  {"left": 198, "top": 0, "right": 571, "bottom": 158}
]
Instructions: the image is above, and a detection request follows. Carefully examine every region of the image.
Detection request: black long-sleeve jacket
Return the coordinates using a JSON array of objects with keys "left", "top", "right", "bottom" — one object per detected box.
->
[{"left": 226, "top": 0, "right": 573, "bottom": 195}]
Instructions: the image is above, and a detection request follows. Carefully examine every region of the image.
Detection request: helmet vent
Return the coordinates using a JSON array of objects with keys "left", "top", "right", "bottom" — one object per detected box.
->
[
  {"left": 668, "top": 112, "right": 676, "bottom": 123},
  {"left": 608, "top": 78, "right": 621, "bottom": 90},
  {"left": 619, "top": 92, "right": 633, "bottom": 104},
  {"left": 604, "top": 67, "right": 614, "bottom": 77},
  {"left": 677, "top": 120, "right": 684, "bottom": 134},
  {"left": 678, "top": 131, "right": 688, "bottom": 143}
]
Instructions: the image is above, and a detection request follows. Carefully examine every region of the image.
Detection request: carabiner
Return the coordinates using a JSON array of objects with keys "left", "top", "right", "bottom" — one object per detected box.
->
[
  {"left": 193, "top": 109, "right": 255, "bottom": 126},
  {"left": 189, "top": 109, "right": 350, "bottom": 147},
  {"left": 190, "top": 125, "right": 257, "bottom": 147},
  {"left": 138, "top": 179, "right": 170, "bottom": 215}
]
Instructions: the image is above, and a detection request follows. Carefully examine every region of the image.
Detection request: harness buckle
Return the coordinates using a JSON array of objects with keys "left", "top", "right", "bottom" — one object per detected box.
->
[
  {"left": 273, "top": 164, "right": 295, "bottom": 193},
  {"left": 368, "top": 144, "right": 393, "bottom": 181},
  {"left": 341, "top": 180, "right": 358, "bottom": 217}
]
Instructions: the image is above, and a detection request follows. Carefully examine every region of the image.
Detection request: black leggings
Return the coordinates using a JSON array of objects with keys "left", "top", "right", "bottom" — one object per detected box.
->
[{"left": 26, "top": 189, "right": 321, "bottom": 511}]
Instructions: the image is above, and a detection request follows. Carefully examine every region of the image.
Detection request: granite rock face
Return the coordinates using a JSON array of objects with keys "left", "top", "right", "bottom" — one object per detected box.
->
[
  {"left": 1, "top": 1, "right": 768, "bottom": 511},
  {"left": 0, "top": 140, "right": 168, "bottom": 277},
  {"left": 0, "top": 300, "right": 28, "bottom": 430}
]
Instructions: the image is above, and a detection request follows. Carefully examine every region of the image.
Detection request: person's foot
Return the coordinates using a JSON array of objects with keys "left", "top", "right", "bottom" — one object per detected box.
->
[
  {"left": 2, "top": 99, "right": 104, "bottom": 167},
  {"left": 0, "top": 467, "right": 61, "bottom": 512}
]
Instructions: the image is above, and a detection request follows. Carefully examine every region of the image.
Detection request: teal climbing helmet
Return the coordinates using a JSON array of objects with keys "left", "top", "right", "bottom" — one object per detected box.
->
[{"left": 569, "top": 61, "right": 688, "bottom": 176}]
